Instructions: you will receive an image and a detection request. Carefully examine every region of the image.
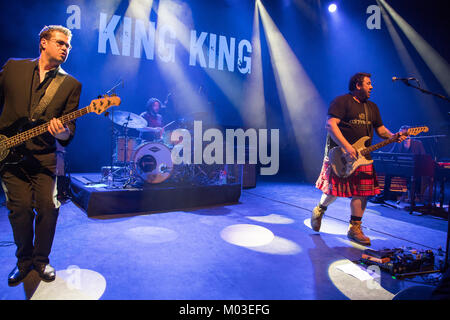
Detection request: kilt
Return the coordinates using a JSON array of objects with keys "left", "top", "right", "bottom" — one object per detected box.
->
[{"left": 315, "top": 156, "right": 381, "bottom": 197}]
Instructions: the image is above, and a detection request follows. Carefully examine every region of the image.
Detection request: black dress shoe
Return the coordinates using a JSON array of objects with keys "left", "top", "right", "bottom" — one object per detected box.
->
[
  {"left": 34, "top": 264, "right": 56, "bottom": 282},
  {"left": 8, "top": 265, "right": 32, "bottom": 286}
]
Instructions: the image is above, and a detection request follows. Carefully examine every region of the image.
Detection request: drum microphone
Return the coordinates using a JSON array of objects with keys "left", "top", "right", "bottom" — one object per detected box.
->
[
  {"left": 392, "top": 76, "right": 417, "bottom": 82},
  {"left": 106, "top": 78, "right": 124, "bottom": 95},
  {"left": 162, "top": 93, "right": 171, "bottom": 108}
]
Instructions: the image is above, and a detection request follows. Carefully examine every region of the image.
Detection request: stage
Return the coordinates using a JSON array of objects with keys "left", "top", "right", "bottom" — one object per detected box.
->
[
  {"left": 1, "top": 0, "right": 450, "bottom": 307},
  {"left": 69, "top": 172, "right": 243, "bottom": 217},
  {"left": 0, "top": 178, "right": 447, "bottom": 300}
]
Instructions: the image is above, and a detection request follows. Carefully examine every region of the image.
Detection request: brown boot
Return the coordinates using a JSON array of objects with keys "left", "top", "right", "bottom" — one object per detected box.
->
[
  {"left": 311, "top": 205, "right": 326, "bottom": 232},
  {"left": 347, "top": 220, "right": 371, "bottom": 246}
]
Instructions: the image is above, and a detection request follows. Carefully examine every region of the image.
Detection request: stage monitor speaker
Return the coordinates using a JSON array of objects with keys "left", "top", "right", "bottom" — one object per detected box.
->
[
  {"left": 57, "top": 175, "right": 71, "bottom": 201},
  {"left": 242, "top": 164, "right": 256, "bottom": 188}
]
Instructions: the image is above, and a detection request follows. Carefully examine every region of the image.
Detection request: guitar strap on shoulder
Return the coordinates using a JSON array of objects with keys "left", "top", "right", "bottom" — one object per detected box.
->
[
  {"left": 30, "top": 68, "right": 68, "bottom": 121},
  {"left": 363, "top": 102, "right": 371, "bottom": 137}
]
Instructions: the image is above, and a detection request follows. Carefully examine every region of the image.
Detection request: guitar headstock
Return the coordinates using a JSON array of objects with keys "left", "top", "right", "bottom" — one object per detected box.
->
[
  {"left": 406, "top": 126, "right": 429, "bottom": 136},
  {"left": 88, "top": 95, "right": 121, "bottom": 114}
]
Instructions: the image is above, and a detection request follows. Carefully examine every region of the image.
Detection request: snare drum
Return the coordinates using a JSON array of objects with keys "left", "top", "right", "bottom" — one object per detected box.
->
[
  {"left": 132, "top": 142, "right": 173, "bottom": 184},
  {"left": 116, "top": 136, "right": 138, "bottom": 162}
]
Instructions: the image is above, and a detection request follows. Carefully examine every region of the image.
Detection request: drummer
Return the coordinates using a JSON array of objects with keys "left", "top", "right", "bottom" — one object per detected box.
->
[{"left": 139, "top": 97, "right": 164, "bottom": 141}]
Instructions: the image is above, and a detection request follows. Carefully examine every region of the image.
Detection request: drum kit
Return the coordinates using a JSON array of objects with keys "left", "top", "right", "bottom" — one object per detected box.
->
[{"left": 102, "top": 110, "right": 227, "bottom": 188}]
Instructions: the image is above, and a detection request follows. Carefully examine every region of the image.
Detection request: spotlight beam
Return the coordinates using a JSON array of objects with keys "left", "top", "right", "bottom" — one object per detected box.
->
[
  {"left": 378, "top": 0, "right": 450, "bottom": 96},
  {"left": 155, "top": 1, "right": 215, "bottom": 122},
  {"left": 257, "top": 1, "right": 328, "bottom": 181},
  {"left": 241, "top": 0, "right": 266, "bottom": 129},
  {"left": 376, "top": 0, "right": 441, "bottom": 122},
  {"left": 125, "top": 0, "right": 154, "bottom": 21}
]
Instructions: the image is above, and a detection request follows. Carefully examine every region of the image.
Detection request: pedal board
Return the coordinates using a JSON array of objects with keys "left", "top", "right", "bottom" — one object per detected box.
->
[{"left": 359, "top": 247, "right": 435, "bottom": 276}]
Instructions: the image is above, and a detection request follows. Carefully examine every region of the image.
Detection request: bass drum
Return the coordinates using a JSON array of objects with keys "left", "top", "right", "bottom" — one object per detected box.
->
[{"left": 132, "top": 142, "right": 173, "bottom": 184}]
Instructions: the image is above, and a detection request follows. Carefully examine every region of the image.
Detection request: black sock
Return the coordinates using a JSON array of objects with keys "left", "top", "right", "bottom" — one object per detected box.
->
[
  {"left": 319, "top": 204, "right": 327, "bottom": 210},
  {"left": 350, "top": 215, "right": 362, "bottom": 222}
]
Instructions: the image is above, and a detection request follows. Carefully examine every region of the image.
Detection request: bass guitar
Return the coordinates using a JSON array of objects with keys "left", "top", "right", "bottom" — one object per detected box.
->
[{"left": 0, "top": 95, "right": 121, "bottom": 169}]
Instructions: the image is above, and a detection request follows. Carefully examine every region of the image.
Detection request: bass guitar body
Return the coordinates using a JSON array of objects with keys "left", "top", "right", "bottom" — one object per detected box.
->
[{"left": 0, "top": 118, "right": 35, "bottom": 170}]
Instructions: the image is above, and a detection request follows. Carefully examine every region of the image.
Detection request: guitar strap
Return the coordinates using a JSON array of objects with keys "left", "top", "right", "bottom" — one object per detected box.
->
[
  {"left": 363, "top": 102, "right": 371, "bottom": 137},
  {"left": 30, "top": 67, "right": 68, "bottom": 121}
]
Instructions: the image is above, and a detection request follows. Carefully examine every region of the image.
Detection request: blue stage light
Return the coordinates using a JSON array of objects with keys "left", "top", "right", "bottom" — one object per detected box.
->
[{"left": 328, "top": 3, "right": 337, "bottom": 13}]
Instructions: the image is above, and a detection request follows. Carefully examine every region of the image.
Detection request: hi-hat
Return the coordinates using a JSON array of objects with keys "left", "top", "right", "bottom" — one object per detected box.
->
[
  {"left": 136, "top": 127, "right": 156, "bottom": 132},
  {"left": 108, "top": 111, "right": 147, "bottom": 128}
]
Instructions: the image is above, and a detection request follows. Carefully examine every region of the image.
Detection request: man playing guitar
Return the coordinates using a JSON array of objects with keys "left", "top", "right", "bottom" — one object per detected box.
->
[
  {"left": 312, "top": 72, "right": 406, "bottom": 246},
  {"left": 0, "top": 25, "right": 82, "bottom": 285}
]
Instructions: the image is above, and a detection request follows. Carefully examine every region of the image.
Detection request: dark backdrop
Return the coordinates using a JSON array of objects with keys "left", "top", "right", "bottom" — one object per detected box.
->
[{"left": 0, "top": 0, "right": 448, "bottom": 182}]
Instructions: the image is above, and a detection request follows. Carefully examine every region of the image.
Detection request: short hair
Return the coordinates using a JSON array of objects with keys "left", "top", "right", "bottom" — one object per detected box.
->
[
  {"left": 348, "top": 72, "right": 371, "bottom": 91},
  {"left": 39, "top": 25, "right": 72, "bottom": 52}
]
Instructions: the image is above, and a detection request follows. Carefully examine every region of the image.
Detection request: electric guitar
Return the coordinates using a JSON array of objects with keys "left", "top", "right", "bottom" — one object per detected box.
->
[
  {"left": 0, "top": 95, "right": 121, "bottom": 169},
  {"left": 328, "top": 126, "right": 429, "bottom": 178}
]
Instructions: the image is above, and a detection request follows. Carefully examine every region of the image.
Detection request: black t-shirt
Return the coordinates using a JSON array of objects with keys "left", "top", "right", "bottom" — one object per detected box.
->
[{"left": 325, "top": 93, "right": 383, "bottom": 157}]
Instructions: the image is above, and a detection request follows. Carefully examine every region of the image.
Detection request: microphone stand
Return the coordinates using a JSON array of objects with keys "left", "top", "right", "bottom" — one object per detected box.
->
[
  {"left": 395, "top": 79, "right": 450, "bottom": 274},
  {"left": 105, "top": 79, "right": 123, "bottom": 188},
  {"left": 398, "top": 79, "right": 450, "bottom": 103}
]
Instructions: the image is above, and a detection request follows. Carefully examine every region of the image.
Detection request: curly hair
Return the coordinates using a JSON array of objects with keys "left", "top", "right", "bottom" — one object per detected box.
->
[{"left": 146, "top": 97, "right": 162, "bottom": 112}]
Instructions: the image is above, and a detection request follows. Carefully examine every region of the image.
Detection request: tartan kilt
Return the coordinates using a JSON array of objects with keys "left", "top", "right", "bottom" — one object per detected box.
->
[{"left": 315, "top": 156, "right": 381, "bottom": 197}]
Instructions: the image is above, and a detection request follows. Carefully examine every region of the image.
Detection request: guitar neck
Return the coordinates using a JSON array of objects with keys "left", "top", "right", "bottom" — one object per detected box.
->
[
  {"left": 3, "top": 106, "right": 90, "bottom": 149},
  {"left": 360, "top": 135, "right": 398, "bottom": 156}
]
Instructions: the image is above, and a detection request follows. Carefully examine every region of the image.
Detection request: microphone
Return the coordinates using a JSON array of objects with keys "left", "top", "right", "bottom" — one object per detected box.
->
[
  {"left": 392, "top": 76, "right": 417, "bottom": 82},
  {"left": 162, "top": 92, "right": 172, "bottom": 108},
  {"left": 106, "top": 78, "right": 124, "bottom": 95}
]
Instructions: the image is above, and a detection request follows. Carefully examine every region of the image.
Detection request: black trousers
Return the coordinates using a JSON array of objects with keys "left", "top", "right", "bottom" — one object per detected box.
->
[{"left": 1, "top": 153, "right": 59, "bottom": 268}]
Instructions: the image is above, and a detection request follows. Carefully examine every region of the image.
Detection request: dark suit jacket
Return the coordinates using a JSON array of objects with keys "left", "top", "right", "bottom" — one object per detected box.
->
[{"left": 0, "top": 58, "right": 82, "bottom": 154}]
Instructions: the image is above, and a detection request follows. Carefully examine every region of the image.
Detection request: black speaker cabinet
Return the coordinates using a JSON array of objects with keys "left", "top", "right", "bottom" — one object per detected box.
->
[{"left": 242, "top": 164, "right": 256, "bottom": 188}]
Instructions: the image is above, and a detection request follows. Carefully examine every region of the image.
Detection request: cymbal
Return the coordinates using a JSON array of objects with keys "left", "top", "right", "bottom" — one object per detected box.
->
[{"left": 108, "top": 111, "right": 147, "bottom": 129}]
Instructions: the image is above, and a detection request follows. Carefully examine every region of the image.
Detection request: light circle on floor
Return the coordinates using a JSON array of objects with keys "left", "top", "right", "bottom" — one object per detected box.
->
[
  {"left": 30, "top": 266, "right": 106, "bottom": 300},
  {"left": 248, "top": 236, "right": 302, "bottom": 255},
  {"left": 247, "top": 214, "right": 294, "bottom": 224},
  {"left": 124, "top": 226, "right": 178, "bottom": 244},
  {"left": 221, "top": 224, "right": 275, "bottom": 247},
  {"left": 328, "top": 259, "right": 394, "bottom": 300},
  {"left": 304, "top": 218, "right": 348, "bottom": 235}
]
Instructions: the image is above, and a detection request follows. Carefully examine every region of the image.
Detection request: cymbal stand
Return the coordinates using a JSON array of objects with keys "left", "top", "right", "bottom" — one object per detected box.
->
[
  {"left": 121, "top": 120, "right": 134, "bottom": 185},
  {"left": 121, "top": 162, "right": 139, "bottom": 189},
  {"left": 120, "top": 117, "right": 142, "bottom": 188},
  {"left": 103, "top": 79, "right": 124, "bottom": 188},
  {"left": 103, "top": 105, "right": 117, "bottom": 188}
]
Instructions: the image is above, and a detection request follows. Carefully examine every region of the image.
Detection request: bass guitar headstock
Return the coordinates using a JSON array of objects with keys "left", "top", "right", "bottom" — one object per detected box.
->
[{"left": 88, "top": 95, "right": 121, "bottom": 115}]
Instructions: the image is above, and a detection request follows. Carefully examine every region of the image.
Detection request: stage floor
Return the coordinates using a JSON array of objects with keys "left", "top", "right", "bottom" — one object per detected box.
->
[{"left": 0, "top": 178, "right": 447, "bottom": 300}]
